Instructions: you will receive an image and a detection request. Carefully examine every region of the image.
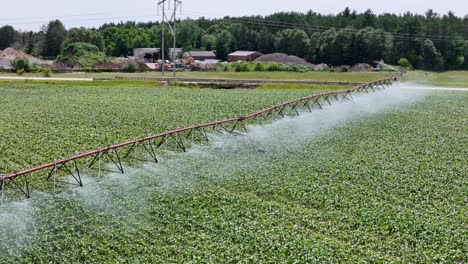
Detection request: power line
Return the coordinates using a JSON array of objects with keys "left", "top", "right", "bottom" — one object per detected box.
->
[
  {"left": 1, "top": 8, "right": 465, "bottom": 43},
  {"left": 181, "top": 10, "right": 467, "bottom": 42},
  {"left": 234, "top": 19, "right": 437, "bottom": 42},
  {"left": 230, "top": 17, "right": 462, "bottom": 41},
  {"left": 221, "top": 17, "right": 467, "bottom": 42},
  {"left": 158, "top": 0, "right": 182, "bottom": 77},
  {"left": 2, "top": 15, "right": 156, "bottom": 27},
  {"left": 0, "top": 10, "right": 154, "bottom": 21}
]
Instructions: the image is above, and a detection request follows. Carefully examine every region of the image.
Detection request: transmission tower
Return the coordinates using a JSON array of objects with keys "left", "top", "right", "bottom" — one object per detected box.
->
[{"left": 158, "top": 0, "right": 182, "bottom": 77}]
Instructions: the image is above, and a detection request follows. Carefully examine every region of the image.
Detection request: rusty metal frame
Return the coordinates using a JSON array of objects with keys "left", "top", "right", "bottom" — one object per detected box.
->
[{"left": 0, "top": 76, "right": 400, "bottom": 199}]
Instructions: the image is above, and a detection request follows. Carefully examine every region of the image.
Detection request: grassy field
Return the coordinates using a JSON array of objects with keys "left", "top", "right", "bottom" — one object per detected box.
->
[
  {"left": 0, "top": 71, "right": 390, "bottom": 82},
  {"left": 0, "top": 81, "right": 338, "bottom": 178},
  {"left": 0, "top": 88, "right": 466, "bottom": 262},
  {"left": 404, "top": 70, "right": 468, "bottom": 87},
  {"left": 3, "top": 70, "right": 468, "bottom": 87}
]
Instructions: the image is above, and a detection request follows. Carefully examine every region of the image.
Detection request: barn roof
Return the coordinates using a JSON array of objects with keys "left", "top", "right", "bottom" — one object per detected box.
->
[
  {"left": 184, "top": 51, "right": 216, "bottom": 57},
  {"left": 228, "top": 51, "right": 262, "bottom": 56}
]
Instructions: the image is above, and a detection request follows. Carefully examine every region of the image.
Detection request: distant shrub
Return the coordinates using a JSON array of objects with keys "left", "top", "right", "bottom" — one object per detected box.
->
[
  {"left": 16, "top": 69, "right": 25, "bottom": 75},
  {"left": 330, "top": 66, "right": 346, "bottom": 72},
  {"left": 11, "top": 57, "right": 31, "bottom": 73},
  {"left": 233, "top": 63, "right": 242, "bottom": 72},
  {"left": 56, "top": 42, "right": 110, "bottom": 68},
  {"left": 290, "top": 65, "right": 310, "bottom": 73},
  {"left": 398, "top": 58, "right": 412, "bottom": 70},
  {"left": 41, "top": 67, "right": 52, "bottom": 77},
  {"left": 240, "top": 63, "right": 252, "bottom": 72},
  {"left": 340, "top": 65, "right": 351, "bottom": 72},
  {"left": 254, "top": 62, "right": 265, "bottom": 72},
  {"left": 265, "top": 63, "right": 282, "bottom": 72},
  {"left": 33, "top": 64, "right": 42, "bottom": 73},
  {"left": 218, "top": 61, "right": 315, "bottom": 73},
  {"left": 223, "top": 63, "right": 233, "bottom": 72},
  {"left": 122, "top": 63, "right": 137, "bottom": 73}
]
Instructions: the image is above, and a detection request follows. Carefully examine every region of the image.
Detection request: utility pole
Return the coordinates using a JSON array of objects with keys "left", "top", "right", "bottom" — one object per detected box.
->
[
  {"left": 157, "top": 0, "right": 182, "bottom": 77},
  {"left": 158, "top": 0, "right": 165, "bottom": 76}
]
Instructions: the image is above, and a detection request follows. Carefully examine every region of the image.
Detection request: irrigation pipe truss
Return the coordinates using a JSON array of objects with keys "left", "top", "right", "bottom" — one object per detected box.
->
[{"left": 0, "top": 76, "right": 400, "bottom": 199}]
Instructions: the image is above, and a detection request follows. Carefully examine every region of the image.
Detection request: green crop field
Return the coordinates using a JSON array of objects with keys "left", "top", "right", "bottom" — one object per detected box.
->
[
  {"left": 404, "top": 71, "right": 468, "bottom": 87},
  {"left": 3, "top": 70, "right": 468, "bottom": 87},
  {"left": 0, "top": 81, "right": 337, "bottom": 179},
  {"left": 0, "top": 86, "right": 466, "bottom": 262}
]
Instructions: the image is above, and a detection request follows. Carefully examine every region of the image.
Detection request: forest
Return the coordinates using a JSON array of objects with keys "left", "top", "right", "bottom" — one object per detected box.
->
[{"left": 1, "top": 8, "right": 467, "bottom": 71}]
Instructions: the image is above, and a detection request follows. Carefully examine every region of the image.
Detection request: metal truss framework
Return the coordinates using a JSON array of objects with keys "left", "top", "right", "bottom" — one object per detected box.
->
[
  {"left": 0, "top": 76, "right": 399, "bottom": 199},
  {"left": 158, "top": 0, "right": 182, "bottom": 77}
]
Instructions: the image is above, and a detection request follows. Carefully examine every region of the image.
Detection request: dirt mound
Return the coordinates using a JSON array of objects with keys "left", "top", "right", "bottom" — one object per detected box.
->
[
  {"left": 0, "top": 47, "right": 50, "bottom": 65},
  {"left": 352, "top": 63, "right": 374, "bottom": 72},
  {"left": 254, "top": 53, "right": 313, "bottom": 66}
]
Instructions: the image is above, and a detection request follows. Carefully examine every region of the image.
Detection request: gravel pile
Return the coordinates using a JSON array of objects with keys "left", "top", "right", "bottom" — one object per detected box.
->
[
  {"left": 254, "top": 53, "right": 313, "bottom": 66},
  {"left": 0, "top": 47, "right": 50, "bottom": 66}
]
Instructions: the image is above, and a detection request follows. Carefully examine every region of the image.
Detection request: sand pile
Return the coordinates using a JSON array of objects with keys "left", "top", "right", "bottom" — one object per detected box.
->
[
  {"left": 254, "top": 53, "right": 313, "bottom": 66},
  {"left": 351, "top": 63, "right": 374, "bottom": 72},
  {"left": 0, "top": 47, "right": 50, "bottom": 66}
]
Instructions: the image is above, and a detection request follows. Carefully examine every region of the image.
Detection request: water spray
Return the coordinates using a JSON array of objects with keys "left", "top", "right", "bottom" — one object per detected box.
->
[{"left": 0, "top": 76, "right": 400, "bottom": 200}]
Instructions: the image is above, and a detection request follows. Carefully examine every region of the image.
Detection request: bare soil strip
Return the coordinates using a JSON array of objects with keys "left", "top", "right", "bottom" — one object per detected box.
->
[
  {"left": 403, "top": 86, "right": 468, "bottom": 92},
  {"left": 0, "top": 76, "right": 93, "bottom": 82}
]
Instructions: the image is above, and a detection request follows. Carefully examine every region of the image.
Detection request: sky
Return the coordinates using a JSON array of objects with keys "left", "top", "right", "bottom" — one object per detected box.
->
[{"left": 1, "top": 0, "right": 467, "bottom": 31}]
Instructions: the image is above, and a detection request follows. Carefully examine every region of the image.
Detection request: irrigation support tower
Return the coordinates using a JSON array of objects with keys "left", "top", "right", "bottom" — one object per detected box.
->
[
  {"left": 0, "top": 76, "right": 401, "bottom": 200},
  {"left": 158, "top": 0, "right": 182, "bottom": 77}
]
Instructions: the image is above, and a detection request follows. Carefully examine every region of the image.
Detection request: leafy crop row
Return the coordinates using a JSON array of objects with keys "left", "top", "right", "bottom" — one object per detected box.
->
[
  {"left": 0, "top": 90, "right": 466, "bottom": 262},
  {"left": 0, "top": 83, "right": 329, "bottom": 180}
]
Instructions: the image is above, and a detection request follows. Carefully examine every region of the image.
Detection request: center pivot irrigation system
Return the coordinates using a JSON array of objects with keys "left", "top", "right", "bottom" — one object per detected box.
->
[{"left": 0, "top": 76, "right": 400, "bottom": 200}]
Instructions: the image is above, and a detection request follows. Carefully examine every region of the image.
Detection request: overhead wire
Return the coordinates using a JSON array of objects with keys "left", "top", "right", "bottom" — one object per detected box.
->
[
  {"left": 228, "top": 18, "right": 455, "bottom": 42},
  {"left": 0, "top": 10, "right": 153, "bottom": 21},
  {"left": 215, "top": 16, "right": 467, "bottom": 42},
  {"left": 1, "top": 8, "right": 465, "bottom": 43},
  {"left": 2, "top": 15, "right": 156, "bottom": 26},
  {"left": 182, "top": 10, "right": 467, "bottom": 42}
]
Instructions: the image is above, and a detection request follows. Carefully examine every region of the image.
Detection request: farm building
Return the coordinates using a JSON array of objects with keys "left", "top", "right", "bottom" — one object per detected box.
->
[
  {"left": 183, "top": 51, "right": 217, "bottom": 61},
  {"left": 228, "top": 51, "right": 263, "bottom": 62},
  {"left": 134, "top": 48, "right": 160, "bottom": 63}
]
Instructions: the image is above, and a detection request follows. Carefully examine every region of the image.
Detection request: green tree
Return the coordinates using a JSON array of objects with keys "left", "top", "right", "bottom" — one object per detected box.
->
[
  {"left": 216, "top": 30, "right": 234, "bottom": 60},
  {"left": 315, "top": 28, "right": 339, "bottom": 64},
  {"left": 392, "top": 13, "right": 425, "bottom": 66},
  {"left": 64, "top": 27, "right": 104, "bottom": 51},
  {"left": 230, "top": 23, "right": 256, "bottom": 51},
  {"left": 361, "top": 9, "right": 377, "bottom": 27},
  {"left": 43, "top": 20, "right": 67, "bottom": 57},
  {"left": 10, "top": 57, "right": 31, "bottom": 73},
  {"left": 464, "top": 41, "right": 468, "bottom": 70},
  {"left": 275, "top": 29, "right": 310, "bottom": 58},
  {"left": 148, "top": 25, "right": 163, "bottom": 48},
  {"left": 355, "top": 27, "right": 393, "bottom": 64},
  {"left": 0, "top": 25, "right": 15, "bottom": 49},
  {"left": 256, "top": 28, "right": 274, "bottom": 54},
  {"left": 131, "top": 28, "right": 151, "bottom": 49},
  {"left": 56, "top": 42, "right": 109, "bottom": 68},
  {"left": 398, "top": 57, "right": 412, "bottom": 69},
  {"left": 176, "top": 19, "right": 203, "bottom": 50},
  {"left": 419, "top": 39, "right": 444, "bottom": 70},
  {"left": 438, "top": 36, "right": 465, "bottom": 70},
  {"left": 201, "top": 34, "right": 217, "bottom": 51}
]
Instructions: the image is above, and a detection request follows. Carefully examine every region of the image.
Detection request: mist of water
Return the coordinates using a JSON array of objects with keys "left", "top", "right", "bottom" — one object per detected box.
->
[
  {"left": 374, "top": 60, "right": 400, "bottom": 72},
  {"left": 0, "top": 84, "right": 429, "bottom": 252}
]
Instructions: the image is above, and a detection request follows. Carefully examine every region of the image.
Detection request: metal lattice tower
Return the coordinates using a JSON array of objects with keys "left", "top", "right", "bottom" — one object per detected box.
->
[{"left": 158, "top": 0, "right": 182, "bottom": 77}]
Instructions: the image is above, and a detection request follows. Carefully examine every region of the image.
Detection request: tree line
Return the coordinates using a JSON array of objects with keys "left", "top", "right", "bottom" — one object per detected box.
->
[{"left": 1, "top": 8, "right": 467, "bottom": 70}]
